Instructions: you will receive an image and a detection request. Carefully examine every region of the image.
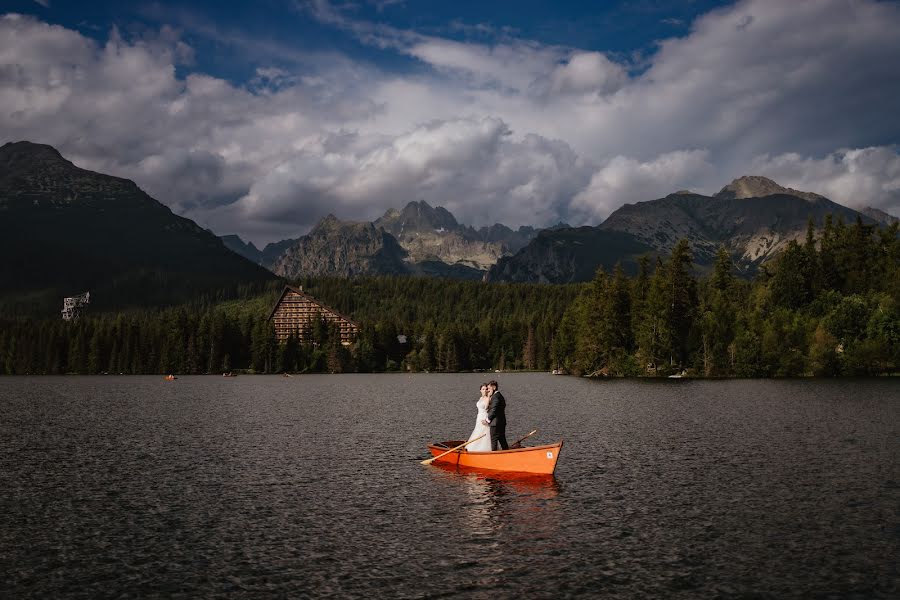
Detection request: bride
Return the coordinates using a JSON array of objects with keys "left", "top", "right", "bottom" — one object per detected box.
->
[{"left": 466, "top": 384, "right": 493, "bottom": 452}]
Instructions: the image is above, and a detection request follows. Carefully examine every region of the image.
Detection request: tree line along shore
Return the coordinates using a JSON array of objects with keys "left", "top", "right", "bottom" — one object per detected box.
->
[{"left": 0, "top": 216, "right": 897, "bottom": 377}]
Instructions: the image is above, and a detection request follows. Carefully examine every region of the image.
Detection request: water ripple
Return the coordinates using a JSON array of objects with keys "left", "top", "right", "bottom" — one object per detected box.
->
[{"left": 1, "top": 374, "right": 898, "bottom": 598}]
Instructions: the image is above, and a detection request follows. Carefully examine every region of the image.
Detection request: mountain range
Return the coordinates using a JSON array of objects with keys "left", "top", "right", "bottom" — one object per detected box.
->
[
  {"left": 235, "top": 174, "right": 890, "bottom": 284},
  {"left": 2, "top": 141, "right": 896, "bottom": 312},
  {"left": 224, "top": 199, "right": 551, "bottom": 279},
  {"left": 486, "top": 176, "right": 887, "bottom": 283}
]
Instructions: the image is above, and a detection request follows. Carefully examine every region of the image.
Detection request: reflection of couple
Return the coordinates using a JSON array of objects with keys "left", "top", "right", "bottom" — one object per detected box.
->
[{"left": 466, "top": 380, "right": 508, "bottom": 452}]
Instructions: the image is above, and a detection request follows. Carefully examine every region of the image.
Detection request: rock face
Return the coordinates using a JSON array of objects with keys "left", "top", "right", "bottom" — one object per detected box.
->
[
  {"left": 260, "top": 238, "right": 300, "bottom": 267},
  {"left": 373, "top": 200, "right": 538, "bottom": 271},
  {"left": 272, "top": 215, "right": 409, "bottom": 278},
  {"left": 715, "top": 175, "right": 826, "bottom": 202},
  {"left": 375, "top": 201, "right": 460, "bottom": 236},
  {"left": 860, "top": 206, "right": 899, "bottom": 225},
  {"left": 488, "top": 176, "right": 878, "bottom": 283},
  {"left": 0, "top": 141, "right": 274, "bottom": 309}
]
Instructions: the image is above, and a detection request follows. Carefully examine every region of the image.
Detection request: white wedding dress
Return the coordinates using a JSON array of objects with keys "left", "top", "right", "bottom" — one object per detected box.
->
[{"left": 466, "top": 397, "right": 493, "bottom": 452}]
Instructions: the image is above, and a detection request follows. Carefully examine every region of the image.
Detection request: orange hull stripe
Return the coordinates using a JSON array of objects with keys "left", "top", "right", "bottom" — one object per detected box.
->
[{"left": 427, "top": 441, "right": 563, "bottom": 475}]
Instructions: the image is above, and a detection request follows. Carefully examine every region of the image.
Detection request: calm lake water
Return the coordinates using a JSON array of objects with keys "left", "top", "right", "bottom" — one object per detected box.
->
[{"left": 1, "top": 374, "right": 898, "bottom": 598}]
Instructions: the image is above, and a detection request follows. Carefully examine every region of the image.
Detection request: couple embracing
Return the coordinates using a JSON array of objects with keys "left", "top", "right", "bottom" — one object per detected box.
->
[{"left": 466, "top": 380, "right": 508, "bottom": 452}]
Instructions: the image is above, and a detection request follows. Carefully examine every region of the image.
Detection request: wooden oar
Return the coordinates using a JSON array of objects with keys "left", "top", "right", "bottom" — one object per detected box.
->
[
  {"left": 421, "top": 434, "right": 487, "bottom": 465},
  {"left": 510, "top": 429, "right": 538, "bottom": 448}
]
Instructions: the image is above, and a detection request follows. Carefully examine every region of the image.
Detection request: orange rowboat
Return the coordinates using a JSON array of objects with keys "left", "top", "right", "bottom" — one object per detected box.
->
[{"left": 426, "top": 440, "right": 563, "bottom": 475}]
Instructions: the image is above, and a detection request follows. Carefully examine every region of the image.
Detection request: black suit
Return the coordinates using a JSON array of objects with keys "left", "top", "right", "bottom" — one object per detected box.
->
[{"left": 486, "top": 391, "right": 508, "bottom": 450}]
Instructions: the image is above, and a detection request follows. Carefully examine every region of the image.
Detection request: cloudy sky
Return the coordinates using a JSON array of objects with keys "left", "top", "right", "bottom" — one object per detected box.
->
[{"left": 2, "top": 0, "right": 900, "bottom": 245}]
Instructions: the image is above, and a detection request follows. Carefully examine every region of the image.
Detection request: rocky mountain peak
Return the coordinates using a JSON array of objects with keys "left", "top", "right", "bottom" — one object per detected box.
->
[
  {"left": 0, "top": 141, "right": 71, "bottom": 170},
  {"left": 860, "top": 206, "right": 899, "bottom": 225},
  {"left": 0, "top": 141, "right": 82, "bottom": 186},
  {"left": 377, "top": 200, "right": 460, "bottom": 234},
  {"left": 715, "top": 175, "right": 824, "bottom": 202},
  {"left": 310, "top": 213, "right": 344, "bottom": 233},
  {"left": 308, "top": 214, "right": 385, "bottom": 242},
  {"left": 272, "top": 215, "right": 407, "bottom": 278},
  {"left": 0, "top": 140, "right": 151, "bottom": 211}
]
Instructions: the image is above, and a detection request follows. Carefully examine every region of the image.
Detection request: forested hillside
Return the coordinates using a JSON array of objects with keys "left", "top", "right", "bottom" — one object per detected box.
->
[{"left": 555, "top": 216, "right": 899, "bottom": 377}]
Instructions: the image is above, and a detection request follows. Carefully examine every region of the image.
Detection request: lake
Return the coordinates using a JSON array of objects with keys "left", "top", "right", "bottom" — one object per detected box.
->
[{"left": 1, "top": 374, "right": 898, "bottom": 598}]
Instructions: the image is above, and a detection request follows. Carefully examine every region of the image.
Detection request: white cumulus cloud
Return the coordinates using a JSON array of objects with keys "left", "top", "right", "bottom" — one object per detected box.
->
[
  {"left": 2, "top": 0, "right": 900, "bottom": 246},
  {"left": 748, "top": 147, "right": 900, "bottom": 216},
  {"left": 572, "top": 150, "right": 716, "bottom": 222},
  {"left": 219, "top": 117, "right": 593, "bottom": 240}
]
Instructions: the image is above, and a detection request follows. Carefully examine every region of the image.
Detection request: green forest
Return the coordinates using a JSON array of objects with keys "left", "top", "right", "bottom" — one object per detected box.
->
[
  {"left": 556, "top": 217, "right": 899, "bottom": 377},
  {"left": 0, "top": 216, "right": 897, "bottom": 377}
]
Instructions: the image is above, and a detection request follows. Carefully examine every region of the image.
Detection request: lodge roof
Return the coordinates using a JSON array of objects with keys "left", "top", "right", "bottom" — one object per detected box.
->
[{"left": 266, "top": 285, "right": 359, "bottom": 327}]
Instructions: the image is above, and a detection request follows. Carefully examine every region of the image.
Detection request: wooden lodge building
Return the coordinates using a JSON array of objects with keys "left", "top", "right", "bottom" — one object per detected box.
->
[{"left": 267, "top": 286, "right": 359, "bottom": 345}]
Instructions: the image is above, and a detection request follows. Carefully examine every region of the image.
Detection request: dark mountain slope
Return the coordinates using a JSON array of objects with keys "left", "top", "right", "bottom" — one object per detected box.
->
[
  {"left": 0, "top": 141, "right": 274, "bottom": 313},
  {"left": 485, "top": 227, "right": 654, "bottom": 283}
]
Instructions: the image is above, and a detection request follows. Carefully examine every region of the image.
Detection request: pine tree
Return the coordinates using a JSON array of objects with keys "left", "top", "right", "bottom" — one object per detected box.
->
[
  {"left": 3, "top": 334, "right": 16, "bottom": 375},
  {"left": 573, "top": 267, "right": 607, "bottom": 374},
  {"left": 712, "top": 247, "right": 734, "bottom": 292},
  {"left": 420, "top": 332, "right": 435, "bottom": 372},
  {"left": 88, "top": 328, "right": 103, "bottom": 374},
  {"left": 666, "top": 239, "right": 697, "bottom": 368},
  {"left": 702, "top": 248, "right": 737, "bottom": 376},
  {"left": 522, "top": 325, "right": 536, "bottom": 370},
  {"left": 769, "top": 241, "right": 808, "bottom": 309},
  {"left": 185, "top": 335, "right": 199, "bottom": 374},
  {"left": 802, "top": 217, "right": 821, "bottom": 297},
  {"left": 636, "top": 257, "right": 671, "bottom": 373},
  {"left": 327, "top": 336, "right": 344, "bottom": 374},
  {"left": 606, "top": 264, "right": 633, "bottom": 352}
]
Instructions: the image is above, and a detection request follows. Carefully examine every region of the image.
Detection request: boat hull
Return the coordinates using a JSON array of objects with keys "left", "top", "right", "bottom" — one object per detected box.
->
[{"left": 427, "top": 440, "right": 563, "bottom": 475}]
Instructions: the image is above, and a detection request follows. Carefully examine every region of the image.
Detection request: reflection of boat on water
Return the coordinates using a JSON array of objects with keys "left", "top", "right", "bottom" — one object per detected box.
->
[
  {"left": 426, "top": 440, "right": 563, "bottom": 475},
  {"left": 429, "top": 461, "right": 562, "bottom": 544},
  {"left": 430, "top": 461, "right": 561, "bottom": 494}
]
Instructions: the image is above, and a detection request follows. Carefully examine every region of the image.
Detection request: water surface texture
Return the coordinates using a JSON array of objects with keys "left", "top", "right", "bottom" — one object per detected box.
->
[{"left": 1, "top": 375, "right": 898, "bottom": 598}]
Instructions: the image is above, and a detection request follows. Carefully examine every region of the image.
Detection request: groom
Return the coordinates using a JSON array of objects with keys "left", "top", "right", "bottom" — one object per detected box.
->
[{"left": 482, "top": 380, "right": 509, "bottom": 451}]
